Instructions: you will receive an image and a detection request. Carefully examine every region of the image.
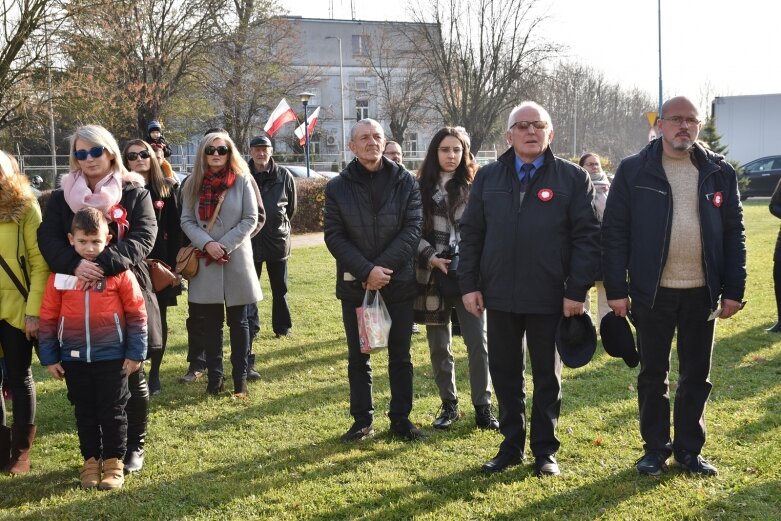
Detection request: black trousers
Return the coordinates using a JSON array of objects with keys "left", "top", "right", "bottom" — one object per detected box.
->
[
  {"left": 341, "top": 298, "right": 414, "bottom": 426},
  {"left": 773, "top": 259, "right": 781, "bottom": 321},
  {"left": 632, "top": 287, "right": 715, "bottom": 457},
  {"left": 0, "top": 321, "right": 36, "bottom": 426},
  {"left": 62, "top": 359, "right": 130, "bottom": 460},
  {"left": 187, "top": 302, "right": 249, "bottom": 392},
  {"left": 247, "top": 260, "right": 292, "bottom": 337},
  {"left": 486, "top": 310, "right": 562, "bottom": 457}
]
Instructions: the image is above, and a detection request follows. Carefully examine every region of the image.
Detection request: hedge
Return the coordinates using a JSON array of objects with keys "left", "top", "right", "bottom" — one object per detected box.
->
[{"left": 291, "top": 178, "right": 328, "bottom": 233}]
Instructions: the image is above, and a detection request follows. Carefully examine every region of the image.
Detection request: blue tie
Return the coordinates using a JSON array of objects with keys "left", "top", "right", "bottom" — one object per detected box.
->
[{"left": 520, "top": 163, "right": 534, "bottom": 186}]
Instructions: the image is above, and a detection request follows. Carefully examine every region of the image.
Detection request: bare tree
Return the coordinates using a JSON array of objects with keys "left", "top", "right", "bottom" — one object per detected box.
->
[
  {"left": 359, "top": 25, "right": 436, "bottom": 145},
  {"left": 405, "top": 0, "right": 558, "bottom": 152}
]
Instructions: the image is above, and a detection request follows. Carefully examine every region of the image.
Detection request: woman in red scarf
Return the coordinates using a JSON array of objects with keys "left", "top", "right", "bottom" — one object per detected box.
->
[{"left": 180, "top": 132, "right": 261, "bottom": 397}]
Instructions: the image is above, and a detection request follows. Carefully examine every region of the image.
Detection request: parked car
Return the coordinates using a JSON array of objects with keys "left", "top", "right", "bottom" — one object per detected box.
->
[
  {"left": 739, "top": 155, "right": 781, "bottom": 200},
  {"left": 280, "top": 165, "right": 324, "bottom": 179}
]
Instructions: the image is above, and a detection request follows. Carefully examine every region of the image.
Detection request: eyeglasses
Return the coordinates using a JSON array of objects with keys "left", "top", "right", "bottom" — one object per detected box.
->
[
  {"left": 74, "top": 146, "right": 106, "bottom": 160},
  {"left": 662, "top": 116, "right": 701, "bottom": 126},
  {"left": 205, "top": 145, "right": 230, "bottom": 156},
  {"left": 438, "top": 146, "right": 463, "bottom": 155},
  {"left": 126, "top": 151, "right": 151, "bottom": 161},
  {"left": 510, "top": 120, "right": 549, "bottom": 131}
]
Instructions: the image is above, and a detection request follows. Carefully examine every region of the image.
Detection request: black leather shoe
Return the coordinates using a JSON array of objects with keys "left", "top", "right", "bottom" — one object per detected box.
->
[
  {"left": 341, "top": 421, "right": 375, "bottom": 442},
  {"left": 432, "top": 400, "right": 461, "bottom": 429},
  {"left": 247, "top": 367, "right": 261, "bottom": 381},
  {"left": 534, "top": 454, "right": 560, "bottom": 476},
  {"left": 179, "top": 369, "right": 204, "bottom": 384},
  {"left": 636, "top": 450, "right": 669, "bottom": 476},
  {"left": 274, "top": 330, "right": 291, "bottom": 338},
  {"left": 675, "top": 451, "right": 718, "bottom": 476},
  {"left": 123, "top": 448, "right": 144, "bottom": 474},
  {"left": 206, "top": 378, "right": 225, "bottom": 395},
  {"left": 389, "top": 419, "right": 426, "bottom": 441},
  {"left": 475, "top": 404, "right": 499, "bottom": 430},
  {"left": 482, "top": 450, "right": 523, "bottom": 473}
]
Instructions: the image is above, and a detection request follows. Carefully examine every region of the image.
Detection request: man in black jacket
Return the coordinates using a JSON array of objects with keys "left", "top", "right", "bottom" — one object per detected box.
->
[
  {"left": 602, "top": 96, "right": 746, "bottom": 477},
  {"left": 459, "top": 101, "right": 600, "bottom": 476},
  {"left": 324, "top": 119, "right": 424, "bottom": 442}
]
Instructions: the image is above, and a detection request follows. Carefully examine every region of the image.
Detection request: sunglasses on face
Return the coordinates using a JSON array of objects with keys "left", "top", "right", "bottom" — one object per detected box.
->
[
  {"left": 205, "top": 145, "right": 230, "bottom": 156},
  {"left": 126, "top": 150, "right": 151, "bottom": 161},
  {"left": 74, "top": 146, "right": 106, "bottom": 160}
]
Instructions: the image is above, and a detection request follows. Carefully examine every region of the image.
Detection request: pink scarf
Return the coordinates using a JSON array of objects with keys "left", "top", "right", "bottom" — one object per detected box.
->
[{"left": 61, "top": 169, "right": 144, "bottom": 215}]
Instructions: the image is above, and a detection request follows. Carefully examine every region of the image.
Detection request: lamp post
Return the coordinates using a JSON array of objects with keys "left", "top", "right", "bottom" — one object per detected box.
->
[
  {"left": 44, "top": 20, "right": 57, "bottom": 188},
  {"left": 325, "top": 36, "right": 346, "bottom": 168},
  {"left": 298, "top": 91, "right": 314, "bottom": 177}
]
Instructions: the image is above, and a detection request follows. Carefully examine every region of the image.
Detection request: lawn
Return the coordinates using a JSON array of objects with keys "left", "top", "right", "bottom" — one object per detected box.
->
[{"left": 1, "top": 200, "right": 779, "bottom": 520}]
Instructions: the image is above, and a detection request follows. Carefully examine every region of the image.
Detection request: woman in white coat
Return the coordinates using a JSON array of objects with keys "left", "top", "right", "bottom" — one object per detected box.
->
[{"left": 180, "top": 132, "right": 261, "bottom": 397}]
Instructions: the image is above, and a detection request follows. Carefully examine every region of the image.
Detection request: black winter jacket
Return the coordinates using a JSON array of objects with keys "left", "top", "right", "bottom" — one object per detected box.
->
[
  {"left": 770, "top": 179, "right": 781, "bottom": 262},
  {"left": 37, "top": 183, "right": 163, "bottom": 350},
  {"left": 324, "top": 158, "right": 422, "bottom": 304},
  {"left": 249, "top": 158, "right": 297, "bottom": 262},
  {"left": 601, "top": 139, "right": 746, "bottom": 309},
  {"left": 459, "top": 147, "right": 601, "bottom": 314}
]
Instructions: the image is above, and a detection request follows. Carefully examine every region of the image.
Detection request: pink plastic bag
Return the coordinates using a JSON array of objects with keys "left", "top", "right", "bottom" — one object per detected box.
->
[{"left": 356, "top": 290, "right": 392, "bottom": 353}]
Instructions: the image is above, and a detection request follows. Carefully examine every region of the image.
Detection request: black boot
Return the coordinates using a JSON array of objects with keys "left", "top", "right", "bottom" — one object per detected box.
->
[
  {"left": 475, "top": 404, "right": 500, "bottom": 430},
  {"left": 432, "top": 399, "right": 461, "bottom": 429},
  {"left": 148, "top": 349, "right": 163, "bottom": 395},
  {"left": 124, "top": 368, "right": 149, "bottom": 474},
  {"left": 207, "top": 376, "right": 225, "bottom": 395},
  {"left": 0, "top": 425, "right": 10, "bottom": 471},
  {"left": 247, "top": 353, "right": 261, "bottom": 381}
]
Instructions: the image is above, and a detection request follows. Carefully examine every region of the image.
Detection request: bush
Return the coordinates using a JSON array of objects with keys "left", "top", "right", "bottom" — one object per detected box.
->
[{"left": 292, "top": 178, "right": 328, "bottom": 233}]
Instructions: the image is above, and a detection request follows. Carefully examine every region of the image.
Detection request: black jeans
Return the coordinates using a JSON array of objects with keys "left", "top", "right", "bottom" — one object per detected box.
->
[
  {"left": 247, "top": 260, "right": 292, "bottom": 337},
  {"left": 187, "top": 302, "right": 249, "bottom": 392},
  {"left": 341, "top": 298, "right": 414, "bottom": 426},
  {"left": 62, "top": 359, "right": 130, "bottom": 460},
  {"left": 486, "top": 310, "right": 562, "bottom": 458},
  {"left": 632, "top": 287, "right": 715, "bottom": 457},
  {"left": 0, "top": 321, "right": 36, "bottom": 426}
]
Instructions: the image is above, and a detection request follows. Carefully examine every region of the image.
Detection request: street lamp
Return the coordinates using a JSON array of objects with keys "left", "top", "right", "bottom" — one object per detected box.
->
[
  {"left": 298, "top": 91, "right": 314, "bottom": 177},
  {"left": 325, "top": 36, "right": 346, "bottom": 168}
]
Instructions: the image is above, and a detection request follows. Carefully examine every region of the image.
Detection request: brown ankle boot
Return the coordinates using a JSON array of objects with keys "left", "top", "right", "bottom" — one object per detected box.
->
[
  {"left": 80, "top": 457, "right": 102, "bottom": 488},
  {"left": 8, "top": 424, "right": 36, "bottom": 475},
  {"left": 99, "top": 458, "right": 125, "bottom": 490},
  {"left": 0, "top": 425, "right": 11, "bottom": 471}
]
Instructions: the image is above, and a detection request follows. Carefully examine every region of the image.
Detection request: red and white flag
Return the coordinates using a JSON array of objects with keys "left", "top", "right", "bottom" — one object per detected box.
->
[
  {"left": 263, "top": 99, "right": 298, "bottom": 136},
  {"left": 294, "top": 106, "right": 321, "bottom": 146}
]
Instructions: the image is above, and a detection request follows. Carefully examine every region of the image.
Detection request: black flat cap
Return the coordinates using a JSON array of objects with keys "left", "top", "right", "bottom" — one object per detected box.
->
[
  {"left": 600, "top": 311, "right": 640, "bottom": 368},
  {"left": 250, "top": 135, "right": 272, "bottom": 147},
  {"left": 555, "top": 313, "right": 597, "bottom": 369}
]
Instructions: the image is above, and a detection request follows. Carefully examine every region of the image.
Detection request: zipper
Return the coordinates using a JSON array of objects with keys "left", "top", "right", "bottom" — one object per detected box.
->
[
  {"left": 114, "top": 313, "right": 123, "bottom": 344},
  {"left": 84, "top": 290, "right": 91, "bottom": 363},
  {"left": 636, "top": 185, "right": 668, "bottom": 196},
  {"left": 698, "top": 169, "right": 718, "bottom": 306},
  {"left": 650, "top": 182, "right": 673, "bottom": 306},
  {"left": 58, "top": 316, "right": 64, "bottom": 346}
]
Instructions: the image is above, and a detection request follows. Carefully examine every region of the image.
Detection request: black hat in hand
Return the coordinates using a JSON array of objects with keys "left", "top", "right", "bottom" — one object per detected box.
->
[
  {"left": 600, "top": 311, "right": 640, "bottom": 368},
  {"left": 555, "top": 313, "right": 597, "bottom": 369}
]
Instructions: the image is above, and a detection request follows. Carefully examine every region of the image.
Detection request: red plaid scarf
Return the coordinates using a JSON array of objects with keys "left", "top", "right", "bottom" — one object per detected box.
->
[{"left": 198, "top": 166, "right": 236, "bottom": 221}]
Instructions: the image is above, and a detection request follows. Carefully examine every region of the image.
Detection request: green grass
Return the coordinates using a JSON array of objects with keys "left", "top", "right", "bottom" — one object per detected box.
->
[{"left": 2, "top": 200, "right": 780, "bottom": 520}]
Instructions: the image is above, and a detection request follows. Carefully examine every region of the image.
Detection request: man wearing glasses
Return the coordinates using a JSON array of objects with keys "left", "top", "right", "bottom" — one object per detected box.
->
[
  {"left": 602, "top": 96, "right": 746, "bottom": 477},
  {"left": 459, "top": 101, "right": 601, "bottom": 476}
]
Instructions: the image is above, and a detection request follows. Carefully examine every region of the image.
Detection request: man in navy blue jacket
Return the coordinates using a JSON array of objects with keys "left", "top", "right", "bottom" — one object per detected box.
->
[
  {"left": 602, "top": 96, "right": 746, "bottom": 477},
  {"left": 459, "top": 101, "right": 601, "bottom": 476}
]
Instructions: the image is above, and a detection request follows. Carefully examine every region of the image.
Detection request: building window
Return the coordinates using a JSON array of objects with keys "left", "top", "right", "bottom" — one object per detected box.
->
[
  {"left": 406, "top": 132, "right": 419, "bottom": 152},
  {"left": 309, "top": 140, "right": 320, "bottom": 155},
  {"left": 355, "top": 78, "right": 369, "bottom": 91},
  {"left": 352, "top": 34, "right": 370, "bottom": 56},
  {"left": 356, "top": 100, "right": 369, "bottom": 121}
]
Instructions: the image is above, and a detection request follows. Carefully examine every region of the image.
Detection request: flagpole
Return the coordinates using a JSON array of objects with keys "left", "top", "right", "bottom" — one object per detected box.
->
[{"left": 299, "top": 92, "right": 314, "bottom": 177}]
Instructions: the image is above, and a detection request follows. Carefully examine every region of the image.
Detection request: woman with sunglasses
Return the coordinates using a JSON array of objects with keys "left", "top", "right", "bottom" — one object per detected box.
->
[
  {"left": 180, "top": 132, "right": 261, "bottom": 397},
  {"left": 122, "top": 140, "right": 182, "bottom": 395},
  {"left": 413, "top": 127, "right": 498, "bottom": 431},
  {"left": 0, "top": 151, "right": 49, "bottom": 475},
  {"left": 37, "top": 125, "right": 162, "bottom": 476}
]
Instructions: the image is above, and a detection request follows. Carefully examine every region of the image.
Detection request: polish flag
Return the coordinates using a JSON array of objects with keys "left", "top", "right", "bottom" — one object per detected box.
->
[
  {"left": 263, "top": 99, "right": 298, "bottom": 136},
  {"left": 294, "top": 106, "right": 321, "bottom": 146}
]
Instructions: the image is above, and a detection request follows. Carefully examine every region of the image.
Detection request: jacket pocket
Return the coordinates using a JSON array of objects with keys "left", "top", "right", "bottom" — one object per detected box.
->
[
  {"left": 635, "top": 185, "right": 667, "bottom": 196},
  {"left": 114, "top": 313, "right": 124, "bottom": 344}
]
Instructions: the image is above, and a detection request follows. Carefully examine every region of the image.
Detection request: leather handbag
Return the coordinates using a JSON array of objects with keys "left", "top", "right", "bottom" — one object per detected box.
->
[
  {"left": 145, "top": 259, "right": 180, "bottom": 292},
  {"left": 175, "top": 192, "right": 225, "bottom": 280}
]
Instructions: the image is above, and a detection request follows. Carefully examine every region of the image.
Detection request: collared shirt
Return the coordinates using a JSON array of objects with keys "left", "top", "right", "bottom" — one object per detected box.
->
[{"left": 514, "top": 153, "right": 545, "bottom": 182}]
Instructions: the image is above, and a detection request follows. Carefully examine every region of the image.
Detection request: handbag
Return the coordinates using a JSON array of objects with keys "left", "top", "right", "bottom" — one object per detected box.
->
[
  {"left": 145, "top": 259, "right": 180, "bottom": 292},
  {"left": 175, "top": 192, "right": 225, "bottom": 280},
  {"left": 434, "top": 252, "right": 462, "bottom": 298}
]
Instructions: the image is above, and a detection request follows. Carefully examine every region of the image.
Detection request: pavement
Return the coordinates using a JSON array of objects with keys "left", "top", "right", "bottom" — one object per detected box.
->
[{"left": 291, "top": 232, "right": 325, "bottom": 249}]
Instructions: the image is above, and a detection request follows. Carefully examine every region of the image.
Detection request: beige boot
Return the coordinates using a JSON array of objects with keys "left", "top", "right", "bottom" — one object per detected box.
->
[
  {"left": 99, "top": 458, "right": 125, "bottom": 490},
  {"left": 8, "top": 424, "right": 36, "bottom": 475},
  {"left": 80, "top": 457, "right": 102, "bottom": 489}
]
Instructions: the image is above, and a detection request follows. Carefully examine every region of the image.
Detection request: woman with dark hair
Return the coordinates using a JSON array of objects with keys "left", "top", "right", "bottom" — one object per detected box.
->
[
  {"left": 123, "top": 140, "right": 182, "bottom": 394},
  {"left": 180, "top": 131, "right": 261, "bottom": 397},
  {"left": 37, "top": 124, "right": 161, "bottom": 476},
  {"left": 414, "top": 127, "right": 497, "bottom": 431},
  {"left": 0, "top": 151, "right": 49, "bottom": 475}
]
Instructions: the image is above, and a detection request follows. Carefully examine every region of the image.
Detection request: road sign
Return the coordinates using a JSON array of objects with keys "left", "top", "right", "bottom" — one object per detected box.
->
[{"left": 645, "top": 111, "right": 658, "bottom": 128}]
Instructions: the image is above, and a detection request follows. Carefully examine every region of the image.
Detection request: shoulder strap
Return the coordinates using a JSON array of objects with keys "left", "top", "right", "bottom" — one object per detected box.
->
[
  {"left": 206, "top": 192, "right": 225, "bottom": 232},
  {"left": 0, "top": 253, "right": 29, "bottom": 300}
]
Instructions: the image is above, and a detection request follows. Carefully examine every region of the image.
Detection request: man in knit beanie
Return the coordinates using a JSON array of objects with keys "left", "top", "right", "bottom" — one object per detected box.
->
[{"left": 602, "top": 96, "right": 746, "bottom": 477}]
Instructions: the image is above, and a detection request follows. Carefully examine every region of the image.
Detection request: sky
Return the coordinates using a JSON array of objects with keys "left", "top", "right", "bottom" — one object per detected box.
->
[{"left": 279, "top": 0, "right": 779, "bottom": 113}]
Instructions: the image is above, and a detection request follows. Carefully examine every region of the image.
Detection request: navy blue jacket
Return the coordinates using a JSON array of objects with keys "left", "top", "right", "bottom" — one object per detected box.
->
[
  {"left": 324, "top": 157, "right": 422, "bottom": 304},
  {"left": 601, "top": 139, "right": 746, "bottom": 309},
  {"left": 459, "top": 146, "right": 601, "bottom": 314}
]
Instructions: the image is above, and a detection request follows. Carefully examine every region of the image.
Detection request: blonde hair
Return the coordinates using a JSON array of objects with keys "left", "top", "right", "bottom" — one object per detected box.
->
[
  {"left": 0, "top": 150, "right": 20, "bottom": 178},
  {"left": 68, "top": 124, "right": 129, "bottom": 177},
  {"left": 122, "top": 139, "right": 171, "bottom": 198},
  {"left": 185, "top": 132, "right": 248, "bottom": 205}
]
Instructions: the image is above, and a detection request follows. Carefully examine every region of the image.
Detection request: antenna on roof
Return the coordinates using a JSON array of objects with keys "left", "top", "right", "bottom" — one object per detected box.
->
[
  {"left": 329, "top": 0, "right": 333, "bottom": 18},
  {"left": 351, "top": 0, "right": 356, "bottom": 19}
]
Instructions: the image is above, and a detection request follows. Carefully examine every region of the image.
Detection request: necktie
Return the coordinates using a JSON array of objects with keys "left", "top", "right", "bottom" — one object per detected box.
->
[{"left": 520, "top": 163, "right": 534, "bottom": 186}]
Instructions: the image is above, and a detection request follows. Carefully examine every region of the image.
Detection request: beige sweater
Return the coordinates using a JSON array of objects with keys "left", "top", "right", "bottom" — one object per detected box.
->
[{"left": 660, "top": 154, "right": 706, "bottom": 288}]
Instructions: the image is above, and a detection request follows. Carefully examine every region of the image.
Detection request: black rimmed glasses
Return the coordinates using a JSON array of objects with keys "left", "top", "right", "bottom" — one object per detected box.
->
[
  {"left": 205, "top": 145, "right": 230, "bottom": 156},
  {"left": 510, "top": 120, "right": 549, "bottom": 131},
  {"left": 662, "top": 116, "right": 701, "bottom": 126},
  {"left": 74, "top": 146, "right": 106, "bottom": 160},
  {"left": 126, "top": 151, "right": 151, "bottom": 161}
]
